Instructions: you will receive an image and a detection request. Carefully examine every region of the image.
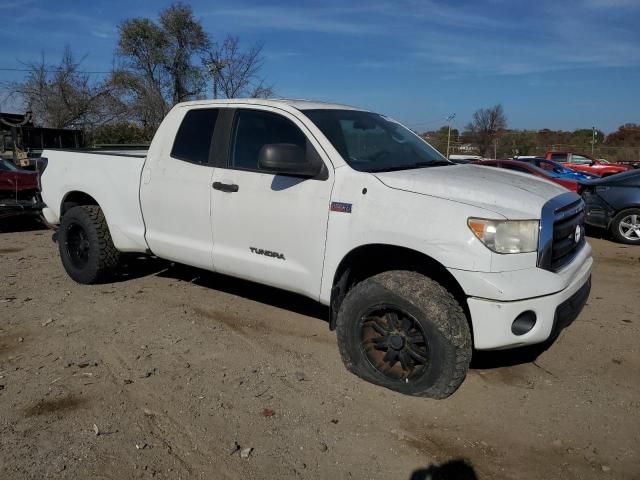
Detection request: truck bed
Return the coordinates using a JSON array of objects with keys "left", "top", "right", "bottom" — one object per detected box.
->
[{"left": 40, "top": 149, "right": 149, "bottom": 253}]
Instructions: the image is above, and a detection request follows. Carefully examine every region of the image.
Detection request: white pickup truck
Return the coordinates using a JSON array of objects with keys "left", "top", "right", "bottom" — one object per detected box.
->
[{"left": 40, "top": 99, "right": 592, "bottom": 398}]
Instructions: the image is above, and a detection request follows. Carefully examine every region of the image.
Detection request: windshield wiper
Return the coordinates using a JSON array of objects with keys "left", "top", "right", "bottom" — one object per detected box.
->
[{"left": 368, "top": 160, "right": 451, "bottom": 173}]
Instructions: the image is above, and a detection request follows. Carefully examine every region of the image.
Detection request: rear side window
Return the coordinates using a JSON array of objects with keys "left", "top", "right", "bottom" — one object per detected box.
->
[
  {"left": 231, "top": 110, "right": 307, "bottom": 170},
  {"left": 171, "top": 109, "right": 219, "bottom": 164},
  {"left": 551, "top": 153, "right": 567, "bottom": 162}
]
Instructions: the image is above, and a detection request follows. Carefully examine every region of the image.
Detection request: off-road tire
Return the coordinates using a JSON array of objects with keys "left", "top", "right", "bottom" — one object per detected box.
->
[
  {"left": 610, "top": 208, "right": 640, "bottom": 245},
  {"left": 58, "top": 205, "right": 119, "bottom": 284},
  {"left": 336, "top": 270, "right": 472, "bottom": 399}
]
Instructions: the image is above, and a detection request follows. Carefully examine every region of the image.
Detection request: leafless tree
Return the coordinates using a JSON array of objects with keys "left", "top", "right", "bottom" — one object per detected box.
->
[
  {"left": 465, "top": 104, "right": 507, "bottom": 158},
  {"left": 8, "top": 47, "right": 126, "bottom": 129},
  {"left": 204, "top": 36, "right": 274, "bottom": 99}
]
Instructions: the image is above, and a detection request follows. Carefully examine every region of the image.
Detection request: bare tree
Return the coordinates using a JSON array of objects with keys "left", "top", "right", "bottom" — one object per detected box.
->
[
  {"left": 465, "top": 104, "right": 507, "bottom": 158},
  {"left": 9, "top": 47, "right": 125, "bottom": 129},
  {"left": 204, "top": 36, "right": 274, "bottom": 99}
]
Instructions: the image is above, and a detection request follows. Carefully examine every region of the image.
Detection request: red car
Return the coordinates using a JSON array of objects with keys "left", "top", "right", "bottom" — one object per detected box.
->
[
  {"left": 475, "top": 159, "right": 579, "bottom": 191},
  {"left": 0, "top": 159, "right": 42, "bottom": 219},
  {"left": 545, "top": 151, "right": 630, "bottom": 177}
]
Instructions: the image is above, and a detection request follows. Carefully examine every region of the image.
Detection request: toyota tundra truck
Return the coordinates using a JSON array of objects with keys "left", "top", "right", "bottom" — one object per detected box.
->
[{"left": 40, "top": 99, "right": 592, "bottom": 398}]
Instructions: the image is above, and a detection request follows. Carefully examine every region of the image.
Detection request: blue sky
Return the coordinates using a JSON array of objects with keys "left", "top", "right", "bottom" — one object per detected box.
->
[{"left": 0, "top": 0, "right": 639, "bottom": 132}]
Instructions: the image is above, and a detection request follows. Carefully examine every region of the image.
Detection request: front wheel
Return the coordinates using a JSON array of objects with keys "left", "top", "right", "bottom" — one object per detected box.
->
[
  {"left": 58, "top": 205, "right": 119, "bottom": 283},
  {"left": 611, "top": 208, "right": 640, "bottom": 244},
  {"left": 336, "top": 271, "right": 472, "bottom": 399}
]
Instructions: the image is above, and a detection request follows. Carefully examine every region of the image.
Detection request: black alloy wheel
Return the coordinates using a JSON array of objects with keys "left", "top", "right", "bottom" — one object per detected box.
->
[
  {"left": 65, "top": 221, "right": 91, "bottom": 269},
  {"left": 360, "top": 305, "right": 430, "bottom": 381}
]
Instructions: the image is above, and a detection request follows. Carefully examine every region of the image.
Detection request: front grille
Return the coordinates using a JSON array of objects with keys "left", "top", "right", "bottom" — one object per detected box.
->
[{"left": 538, "top": 193, "right": 586, "bottom": 272}]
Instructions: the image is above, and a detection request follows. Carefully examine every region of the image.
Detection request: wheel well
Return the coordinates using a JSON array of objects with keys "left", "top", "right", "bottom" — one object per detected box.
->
[
  {"left": 609, "top": 206, "right": 640, "bottom": 227},
  {"left": 61, "top": 191, "right": 99, "bottom": 216},
  {"left": 329, "top": 244, "right": 469, "bottom": 330}
]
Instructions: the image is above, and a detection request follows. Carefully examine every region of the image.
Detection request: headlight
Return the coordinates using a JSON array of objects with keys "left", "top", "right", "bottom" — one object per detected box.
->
[{"left": 468, "top": 218, "right": 539, "bottom": 254}]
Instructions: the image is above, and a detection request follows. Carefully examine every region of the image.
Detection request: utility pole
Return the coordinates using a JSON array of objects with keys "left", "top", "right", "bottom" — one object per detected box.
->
[
  {"left": 445, "top": 113, "right": 456, "bottom": 159},
  {"left": 591, "top": 126, "right": 596, "bottom": 155}
]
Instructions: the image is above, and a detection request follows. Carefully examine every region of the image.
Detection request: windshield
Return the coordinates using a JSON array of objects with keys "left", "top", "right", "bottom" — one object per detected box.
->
[{"left": 303, "top": 109, "right": 450, "bottom": 172}]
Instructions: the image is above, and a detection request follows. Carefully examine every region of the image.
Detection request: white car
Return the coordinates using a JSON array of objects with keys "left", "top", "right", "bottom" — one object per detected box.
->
[{"left": 40, "top": 99, "right": 592, "bottom": 398}]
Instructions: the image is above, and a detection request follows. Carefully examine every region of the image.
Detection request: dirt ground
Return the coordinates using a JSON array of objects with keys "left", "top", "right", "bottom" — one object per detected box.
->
[{"left": 0, "top": 218, "right": 638, "bottom": 480}]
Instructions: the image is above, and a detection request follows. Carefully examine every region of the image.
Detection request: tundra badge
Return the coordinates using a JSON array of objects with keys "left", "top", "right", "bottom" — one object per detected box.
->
[{"left": 250, "top": 247, "right": 286, "bottom": 260}]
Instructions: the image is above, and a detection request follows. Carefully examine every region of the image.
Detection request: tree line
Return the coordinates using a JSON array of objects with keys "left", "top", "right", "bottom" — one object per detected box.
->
[
  {"left": 6, "top": 2, "right": 272, "bottom": 143},
  {"left": 423, "top": 104, "right": 640, "bottom": 162}
]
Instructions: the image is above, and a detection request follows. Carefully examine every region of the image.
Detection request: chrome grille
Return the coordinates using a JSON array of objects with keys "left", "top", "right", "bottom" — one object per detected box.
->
[{"left": 538, "top": 192, "right": 586, "bottom": 272}]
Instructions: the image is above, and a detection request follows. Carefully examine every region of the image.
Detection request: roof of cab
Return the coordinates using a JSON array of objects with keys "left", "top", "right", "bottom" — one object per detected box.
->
[{"left": 176, "top": 98, "right": 367, "bottom": 112}]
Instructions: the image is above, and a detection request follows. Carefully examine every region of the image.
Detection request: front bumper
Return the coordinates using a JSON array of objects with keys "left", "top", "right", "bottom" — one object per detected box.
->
[{"left": 465, "top": 253, "right": 592, "bottom": 350}]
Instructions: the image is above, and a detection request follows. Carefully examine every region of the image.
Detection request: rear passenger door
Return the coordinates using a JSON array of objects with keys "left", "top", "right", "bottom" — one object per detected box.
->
[
  {"left": 141, "top": 107, "right": 220, "bottom": 270},
  {"left": 210, "top": 107, "right": 333, "bottom": 300}
]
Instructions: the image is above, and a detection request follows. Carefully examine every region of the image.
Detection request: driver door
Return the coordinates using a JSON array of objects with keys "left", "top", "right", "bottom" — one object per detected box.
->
[{"left": 210, "top": 107, "right": 333, "bottom": 300}]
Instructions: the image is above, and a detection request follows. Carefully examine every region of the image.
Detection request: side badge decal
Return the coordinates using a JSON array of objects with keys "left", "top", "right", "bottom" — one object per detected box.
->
[{"left": 330, "top": 202, "right": 352, "bottom": 214}]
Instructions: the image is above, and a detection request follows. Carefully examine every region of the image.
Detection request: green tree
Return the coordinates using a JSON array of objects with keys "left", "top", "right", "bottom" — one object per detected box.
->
[
  {"left": 87, "top": 122, "right": 152, "bottom": 145},
  {"left": 502, "top": 130, "right": 538, "bottom": 157},
  {"left": 160, "top": 2, "right": 209, "bottom": 104},
  {"left": 570, "top": 128, "right": 604, "bottom": 151},
  {"left": 422, "top": 125, "right": 459, "bottom": 155},
  {"left": 116, "top": 2, "right": 209, "bottom": 129}
]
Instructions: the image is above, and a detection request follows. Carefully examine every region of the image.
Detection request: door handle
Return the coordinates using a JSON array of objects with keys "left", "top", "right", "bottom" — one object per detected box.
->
[{"left": 212, "top": 181, "right": 239, "bottom": 192}]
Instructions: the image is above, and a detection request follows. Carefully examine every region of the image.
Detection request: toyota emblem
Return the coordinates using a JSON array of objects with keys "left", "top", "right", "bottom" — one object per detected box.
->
[{"left": 574, "top": 225, "right": 582, "bottom": 243}]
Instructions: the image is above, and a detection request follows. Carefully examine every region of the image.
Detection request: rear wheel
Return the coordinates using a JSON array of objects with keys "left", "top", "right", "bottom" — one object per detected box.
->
[
  {"left": 58, "top": 205, "right": 119, "bottom": 283},
  {"left": 336, "top": 270, "right": 472, "bottom": 399},
  {"left": 610, "top": 208, "right": 640, "bottom": 245}
]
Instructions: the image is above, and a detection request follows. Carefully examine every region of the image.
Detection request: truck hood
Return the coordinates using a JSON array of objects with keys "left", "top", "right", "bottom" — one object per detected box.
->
[{"left": 373, "top": 164, "right": 566, "bottom": 219}]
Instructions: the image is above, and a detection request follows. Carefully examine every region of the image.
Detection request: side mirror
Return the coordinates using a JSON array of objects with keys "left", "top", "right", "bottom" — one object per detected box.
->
[{"left": 258, "top": 143, "right": 322, "bottom": 177}]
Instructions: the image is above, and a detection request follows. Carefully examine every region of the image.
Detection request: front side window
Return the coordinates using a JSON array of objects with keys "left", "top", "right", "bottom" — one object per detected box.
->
[
  {"left": 231, "top": 110, "right": 307, "bottom": 170},
  {"left": 551, "top": 153, "right": 567, "bottom": 162},
  {"left": 303, "top": 109, "right": 448, "bottom": 172},
  {"left": 571, "top": 155, "right": 592, "bottom": 165},
  {"left": 171, "top": 108, "right": 219, "bottom": 164}
]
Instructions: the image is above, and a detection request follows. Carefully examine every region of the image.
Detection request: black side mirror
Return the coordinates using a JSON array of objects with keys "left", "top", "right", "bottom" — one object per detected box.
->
[{"left": 258, "top": 143, "right": 322, "bottom": 177}]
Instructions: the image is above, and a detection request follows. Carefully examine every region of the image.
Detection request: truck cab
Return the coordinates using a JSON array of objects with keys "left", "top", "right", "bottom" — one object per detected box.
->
[{"left": 546, "top": 151, "right": 630, "bottom": 177}]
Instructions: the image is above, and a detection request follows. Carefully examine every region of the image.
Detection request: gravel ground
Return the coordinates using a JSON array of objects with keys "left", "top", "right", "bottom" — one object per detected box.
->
[{"left": 0, "top": 218, "right": 638, "bottom": 479}]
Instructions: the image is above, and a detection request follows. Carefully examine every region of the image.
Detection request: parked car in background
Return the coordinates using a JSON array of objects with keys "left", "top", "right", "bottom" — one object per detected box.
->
[
  {"left": 545, "top": 151, "right": 631, "bottom": 177},
  {"left": 0, "top": 158, "right": 43, "bottom": 219},
  {"left": 580, "top": 169, "right": 640, "bottom": 244},
  {"left": 448, "top": 154, "right": 483, "bottom": 164},
  {"left": 515, "top": 157, "right": 598, "bottom": 181},
  {"left": 476, "top": 159, "right": 580, "bottom": 191}
]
